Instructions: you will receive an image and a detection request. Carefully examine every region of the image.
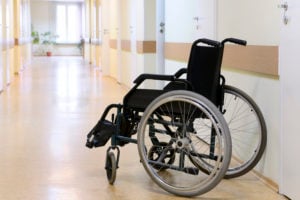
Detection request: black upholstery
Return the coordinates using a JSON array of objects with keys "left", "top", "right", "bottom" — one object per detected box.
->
[
  {"left": 124, "top": 89, "right": 165, "bottom": 111},
  {"left": 186, "top": 43, "right": 224, "bottom": 105}
]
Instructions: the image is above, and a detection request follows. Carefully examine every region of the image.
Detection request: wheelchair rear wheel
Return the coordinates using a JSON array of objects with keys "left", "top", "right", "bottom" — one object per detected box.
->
[
  {"left": 137, "top": 90, "right": 231, "bottom": 197},
  {"left": 222, "top": 85, "right": 267, "bottom": 179}
]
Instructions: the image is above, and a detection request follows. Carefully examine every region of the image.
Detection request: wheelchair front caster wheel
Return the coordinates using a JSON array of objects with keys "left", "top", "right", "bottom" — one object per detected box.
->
[{"left": 105, "top": 152, "right": 117, "bottom": 184}]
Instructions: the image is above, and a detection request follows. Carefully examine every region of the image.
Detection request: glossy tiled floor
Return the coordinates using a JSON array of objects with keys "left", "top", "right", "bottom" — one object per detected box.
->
[{"left": 0, "top": 57, "right": 287, "bottom": 200}]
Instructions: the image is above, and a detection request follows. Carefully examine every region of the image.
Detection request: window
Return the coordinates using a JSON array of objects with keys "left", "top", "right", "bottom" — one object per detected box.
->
[{"left": 56, "top": 3, "right": 82, "bottom": 43}]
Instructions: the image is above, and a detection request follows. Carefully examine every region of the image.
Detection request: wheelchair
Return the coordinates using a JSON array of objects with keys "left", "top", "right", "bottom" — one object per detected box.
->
[{"left": 86, "top": 38, "right": 267, "bottom": 197}]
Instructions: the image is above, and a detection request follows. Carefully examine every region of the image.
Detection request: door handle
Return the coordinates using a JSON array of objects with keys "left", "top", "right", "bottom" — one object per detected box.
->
[
  {"left": 278, "top": 2, "right": 289, "bottom": 25},
  {"left": 159, "top": 22, "right": 165, "bottom": 33},
  {"left": 278, "top": 2, "right": 288, "bottom": 11}
]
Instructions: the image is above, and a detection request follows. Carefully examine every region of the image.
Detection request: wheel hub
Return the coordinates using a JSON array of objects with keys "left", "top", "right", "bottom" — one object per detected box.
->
[{"left": 176, "top": 138, "right": 190, "bottom": 149}]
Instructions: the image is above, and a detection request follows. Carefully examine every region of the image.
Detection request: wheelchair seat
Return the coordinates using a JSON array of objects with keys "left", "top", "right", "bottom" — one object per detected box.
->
[{"left": 124, "top": 89, "right": 165, "bottom": 111}]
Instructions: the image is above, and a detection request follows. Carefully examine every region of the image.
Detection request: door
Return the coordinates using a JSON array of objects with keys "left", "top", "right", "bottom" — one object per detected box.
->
[
  {"left": 5, "top": 0, "right": 10, "bottom": 85},
  {"left": 108, "top": 0, "right": 121, "bottom": 82},
  {"left": 97, "top": 2, "right": 102, "bottom": 68},
  {"left": 92, "top": 0, "right": 97, "bottom": 66},
  {"left": 101, "top": 0, "right": 110, "bottom": 75},
  {"left": 116, "top": 0, "right": 121, "bottom": 83},
  {"left": 165, "top": 0, "right": 216, "bottom": 43},
  {"left": 156, "top": 0, "right": 165, "bottom": 89},
  {"left": 279, "top": 1, "right": 300, "bottom": 199},
  {"left": 2, "top": 0, "right": 10, "bottom": 87},
  {"left": 130, "top": 0, "right": 137, "bottom": 86},
  {"left": 0, "top": 0, "right": 3, "bottom": 91},
  {"left": 164, "top": 0, "right": 216, "bottom": 76},
  {"left": 195, "top": 0, "right": 216, "bottom": 39}
]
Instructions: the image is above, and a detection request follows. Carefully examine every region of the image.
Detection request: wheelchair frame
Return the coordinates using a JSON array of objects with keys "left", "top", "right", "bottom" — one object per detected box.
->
[{"left": 86, "top": 38, "right": 267, "bottom": 196}]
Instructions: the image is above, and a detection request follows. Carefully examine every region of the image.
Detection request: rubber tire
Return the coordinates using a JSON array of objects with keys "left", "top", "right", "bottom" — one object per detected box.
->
[
  {"left": 137, "top": 90, "right": 231, "bottom": 197},
  {"left": 106, "top": 152, "right": 117, "bottom": 184},
  {"left": 223, "top": 85, "right": 267, "bottom": 179}
]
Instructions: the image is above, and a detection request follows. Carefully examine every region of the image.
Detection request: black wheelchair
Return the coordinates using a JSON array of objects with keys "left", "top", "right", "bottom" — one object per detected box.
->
[{"left": 86, "top": 38, "right": 267, "bottom": 197}]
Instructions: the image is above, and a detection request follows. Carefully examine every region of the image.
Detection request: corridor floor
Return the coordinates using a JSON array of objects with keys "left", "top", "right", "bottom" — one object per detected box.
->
[{"left": 0, "top": 57, "right": 287, "bottom": 200}]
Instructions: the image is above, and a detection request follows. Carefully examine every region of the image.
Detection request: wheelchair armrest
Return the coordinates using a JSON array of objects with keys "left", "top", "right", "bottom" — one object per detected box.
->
[
  {"left": 174, "top": 68, "right": 187, "bottom": 78},
  {"left": 163, "top": 79, "right": 194, "bottom": 91},
  {"left": 133, "top": 74, "right": 175, "bottom": 84}
]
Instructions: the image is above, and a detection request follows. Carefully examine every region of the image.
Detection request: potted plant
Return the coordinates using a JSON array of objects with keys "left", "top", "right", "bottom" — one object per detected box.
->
[
  {"left": 40, "top": 31, "right": 58, "bottom": 56},
  {"left": 31, "top": 29, "right": 42, "bottom": 55},
  {"left": 31, "top": 31, "right": 40, "bottom": 44}
]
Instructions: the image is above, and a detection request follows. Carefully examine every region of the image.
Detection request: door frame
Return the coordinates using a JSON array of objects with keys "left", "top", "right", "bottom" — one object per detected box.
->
[
  {"left": 279, "top": 1, "right": 300, "bottom": 199},
  {"left": 156, "top": 0, "right": 165, "bottom": 89},
  {"left": 101, "top": 0, "right": 110, "bottom": 75}
]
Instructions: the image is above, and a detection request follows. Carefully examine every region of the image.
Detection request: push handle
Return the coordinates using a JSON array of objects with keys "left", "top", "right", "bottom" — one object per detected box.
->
[
  {"left": 195, "top": 38, "right": 221, "bottom": 47},
  {"left": 222, "top": 38, "right": 247, "bottom": 46}
]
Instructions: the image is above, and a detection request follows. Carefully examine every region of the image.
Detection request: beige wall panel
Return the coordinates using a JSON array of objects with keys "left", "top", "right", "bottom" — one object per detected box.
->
[
  {"left": 109, "top": 39, "right": 117, "bottom": 49},
  {"left": 121, "top": 39, "right": 131, "bottom": 52},
  {"left": 111, "top": 40, "right": 155, "bottom": 54},
  {"left": 164, "top": 42, "right": 191, "bottom": 63},
  {"left": 165, "top": 42, "right": 278, "bottom": 76},
  {"left": 136, "top": 41, "right": 156, "bottom": 54},
  {"left": 222, "top": 45, "right": 278, "bottom": 76}
]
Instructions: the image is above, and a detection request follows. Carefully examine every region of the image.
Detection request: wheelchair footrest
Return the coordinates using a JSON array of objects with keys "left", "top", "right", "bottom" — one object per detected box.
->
[{"left": 86, "top": 119, "right": 116, "bottom": 148}]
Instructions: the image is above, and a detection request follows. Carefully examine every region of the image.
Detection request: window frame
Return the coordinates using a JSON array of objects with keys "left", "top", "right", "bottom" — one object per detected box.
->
[{"left": 55, "top": 2, "right": 83, "bottom": 44}]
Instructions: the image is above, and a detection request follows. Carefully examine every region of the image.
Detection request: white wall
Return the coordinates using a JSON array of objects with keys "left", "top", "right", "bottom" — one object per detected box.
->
[
  {"left": 143, "top": 0, "right": 156, "bottom": 41},
  {"left": 30, "top": 1, "right": 54, "bottom": 34},
  {"left": 218, "top": 0, "right": 281, "bottom": 183},
  {"left": 217, "top": 0, "right": 280, "bottom": 45},
  {"left": 222, "top": 69, "right": 280, "bottom": 181}
]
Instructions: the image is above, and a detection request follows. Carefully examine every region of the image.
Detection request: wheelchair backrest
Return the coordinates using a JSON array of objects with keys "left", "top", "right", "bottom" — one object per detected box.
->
[{"left": 186, "top": 39, "right": 224, "bottom": 105}]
